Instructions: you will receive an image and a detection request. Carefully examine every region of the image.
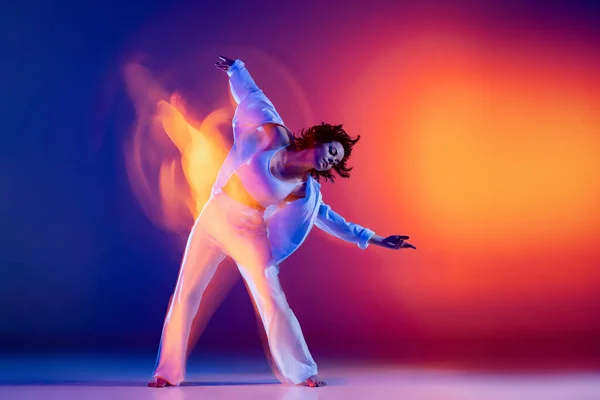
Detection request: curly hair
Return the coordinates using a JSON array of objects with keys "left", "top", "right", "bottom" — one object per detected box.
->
[{"left": 293, "top": 122, "right": 361, "bottom": 182}]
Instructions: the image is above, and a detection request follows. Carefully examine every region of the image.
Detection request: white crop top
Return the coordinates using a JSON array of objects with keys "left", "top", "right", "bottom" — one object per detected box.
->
[{"left": 234, "top": 143, "right": 298, "bottom": 208}]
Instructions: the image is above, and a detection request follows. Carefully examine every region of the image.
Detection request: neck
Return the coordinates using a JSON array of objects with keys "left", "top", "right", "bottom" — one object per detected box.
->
[{"left": 281, "top": 148, "right": 313, "bottom": 181}]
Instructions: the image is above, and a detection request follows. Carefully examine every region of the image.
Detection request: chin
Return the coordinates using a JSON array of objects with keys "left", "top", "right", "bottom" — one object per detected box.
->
[{"left": 315, "top": 159, "right": 327, "bottom": 172}]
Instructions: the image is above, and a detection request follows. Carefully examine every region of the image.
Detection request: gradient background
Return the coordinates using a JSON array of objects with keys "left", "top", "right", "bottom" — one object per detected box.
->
[{"left": 2, "top": 0, "right": 599, "bottom": 367}]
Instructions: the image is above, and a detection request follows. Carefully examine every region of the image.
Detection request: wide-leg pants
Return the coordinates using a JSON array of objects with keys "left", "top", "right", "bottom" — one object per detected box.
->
[{"left": 152, "top": 191, "right": 318, "bottom": 385}]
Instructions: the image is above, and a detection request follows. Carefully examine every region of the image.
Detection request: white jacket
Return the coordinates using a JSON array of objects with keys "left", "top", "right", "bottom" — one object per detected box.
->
[{"left": 212, "top": 59, "right": 375, "bottom": 264}]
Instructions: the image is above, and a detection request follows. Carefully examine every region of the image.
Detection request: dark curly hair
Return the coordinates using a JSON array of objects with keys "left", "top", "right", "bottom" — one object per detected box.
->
[{"left": 293, "top": 122, "right": 361, "bottom": 182}]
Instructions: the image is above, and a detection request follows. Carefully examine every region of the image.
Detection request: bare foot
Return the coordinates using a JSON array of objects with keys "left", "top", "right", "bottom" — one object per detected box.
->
[
  {"left": 148, "top": 376, "right": 173, "bottom": 388},
  {"left": 304, "top": 375, "right": 326, "bottom": 387}
]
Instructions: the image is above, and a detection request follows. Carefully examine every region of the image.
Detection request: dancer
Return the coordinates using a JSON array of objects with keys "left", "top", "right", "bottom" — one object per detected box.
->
[{"left": 148, "top": 56, "right": 416, "bottom": 388}]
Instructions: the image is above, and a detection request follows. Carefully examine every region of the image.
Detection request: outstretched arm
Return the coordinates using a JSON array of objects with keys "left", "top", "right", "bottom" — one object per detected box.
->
[
  {"left": 314, "top": 202, "right": 375, "bottom": 249},
  {"left": 315, "top": 201, "right": 416, "bottom": 250}
]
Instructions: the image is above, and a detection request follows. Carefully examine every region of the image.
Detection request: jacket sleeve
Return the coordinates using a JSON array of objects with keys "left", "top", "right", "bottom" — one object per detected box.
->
[
  {"left": 227, "top": 59, "right": 262, "bottom": 104},
  {"left": 226, "top": 59, "right": 286, "bottom": 143},
  {"left": 314, "top": 201, "right": 375, "bottom": 249}
]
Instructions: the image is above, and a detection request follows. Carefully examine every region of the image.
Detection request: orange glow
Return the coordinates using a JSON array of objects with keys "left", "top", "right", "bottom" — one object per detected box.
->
[
  {"left": 345, "top": 36, "right": 600, "bottom": 253},
  {"left": 338, "top": 33, "right": 600, "bottom": 335},
  {"left": 408, "top": 62, "right": 600, "bottom": 253},
  {"left": 123, "top": 62, "right": 230, "bottom": 239},
  {"left": 157, "top": 96, "right": 230, "bottom": 218}
]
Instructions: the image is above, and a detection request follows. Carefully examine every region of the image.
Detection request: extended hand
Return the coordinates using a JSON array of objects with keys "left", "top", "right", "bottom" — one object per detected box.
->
[
  {"left": 215, "top": 55, "right": 235, "bottom": 72},
  {"left": 381, "top": 235, "right": 416, "bottom": 250}
]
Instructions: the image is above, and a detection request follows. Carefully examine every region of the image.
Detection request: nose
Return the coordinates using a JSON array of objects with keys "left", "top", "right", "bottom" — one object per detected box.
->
[{"left": 327, "top": 157, "right": 335, "bottom": 165}]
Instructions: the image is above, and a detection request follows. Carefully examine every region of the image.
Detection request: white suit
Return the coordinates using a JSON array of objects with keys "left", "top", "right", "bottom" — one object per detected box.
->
[{"left": 152, "top": 59, "right": 375, "bottom": 385}]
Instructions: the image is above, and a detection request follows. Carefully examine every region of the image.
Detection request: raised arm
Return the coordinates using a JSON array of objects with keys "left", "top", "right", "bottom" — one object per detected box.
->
[
  {"left": 215, "top": 55, "right": 265, "bottom": 104},
  {"left": 215, "top": 55, "right": 287, "bottom": 143},
  {"left": 315, "top": 201, "right": 416, "bottom": 250}
]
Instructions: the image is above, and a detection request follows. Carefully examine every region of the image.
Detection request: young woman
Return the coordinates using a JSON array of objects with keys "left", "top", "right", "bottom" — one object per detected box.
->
[{"left": 148, "top": 56, "right": 416, "bottom": 388}]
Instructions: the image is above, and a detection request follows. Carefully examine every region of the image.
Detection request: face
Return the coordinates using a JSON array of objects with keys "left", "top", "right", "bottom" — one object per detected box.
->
[{"left": 314, "top": 141, "right": 345, "bottom": 171}]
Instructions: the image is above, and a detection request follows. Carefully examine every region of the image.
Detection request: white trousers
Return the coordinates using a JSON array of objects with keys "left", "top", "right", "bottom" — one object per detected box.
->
[{"left": 153, "top": 191, "right": 318, "bottom": 385}]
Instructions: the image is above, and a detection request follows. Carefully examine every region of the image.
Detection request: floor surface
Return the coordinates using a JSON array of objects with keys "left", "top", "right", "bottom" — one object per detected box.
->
[{"left": 1, "top": 354, "right": 598, "bottom": 399}]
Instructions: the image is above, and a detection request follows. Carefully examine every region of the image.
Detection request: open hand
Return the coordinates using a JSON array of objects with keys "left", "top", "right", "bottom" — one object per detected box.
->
[
  {"left": 215, "top": 55, "right": 235, "bottom": 71},
  {"left": 381, "top": 235, "right": 416, "bottom": 250}
]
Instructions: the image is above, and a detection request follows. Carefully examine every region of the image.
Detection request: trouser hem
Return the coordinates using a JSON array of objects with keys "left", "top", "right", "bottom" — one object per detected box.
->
[
  {"left": 152, "top": 374, "right": 180, "bottom": 386},
  {"left": 288, "top": 368, "right": 319, "bottom": 385}
]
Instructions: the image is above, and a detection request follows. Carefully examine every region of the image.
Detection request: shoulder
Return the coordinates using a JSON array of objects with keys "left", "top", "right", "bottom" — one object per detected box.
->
[{"left": 262, "top": 123, "right": 293, "bottom": 148}]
